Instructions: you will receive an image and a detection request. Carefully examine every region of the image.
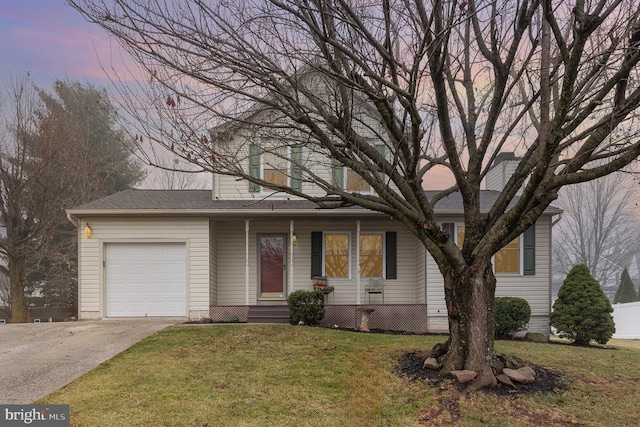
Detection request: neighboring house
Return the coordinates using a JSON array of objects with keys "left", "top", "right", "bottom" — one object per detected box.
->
[{"left": 67, "top": 152, "right": 561, "bottom": 335}]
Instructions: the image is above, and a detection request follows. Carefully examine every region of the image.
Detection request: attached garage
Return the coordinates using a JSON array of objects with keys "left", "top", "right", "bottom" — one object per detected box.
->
[{"left": 105, "top": 242, "right": 187, "bottom": 317}]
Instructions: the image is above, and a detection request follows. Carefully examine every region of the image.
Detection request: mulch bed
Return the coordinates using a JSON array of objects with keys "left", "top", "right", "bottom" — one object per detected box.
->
[{"left": 396, "top": 351, "right": 569, "bottom": 397}]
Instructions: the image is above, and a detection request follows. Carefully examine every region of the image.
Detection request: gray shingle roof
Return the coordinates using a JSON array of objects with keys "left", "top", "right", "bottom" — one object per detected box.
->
[{"left": 68, "top": 189, "right": 561, "bottom": 216}]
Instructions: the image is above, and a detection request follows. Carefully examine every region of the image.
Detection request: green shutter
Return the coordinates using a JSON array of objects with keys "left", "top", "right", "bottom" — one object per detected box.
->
[
  {"left": 331, "top": 159, "right": 344, "bottom": 188},
  {"left": 385, "top": 232, "right": 397, "bottom": 280},
  {"left": 311, "top": 232, "right": 323, "bottom": 278},
  {"left": 523, "top": 225, "right": 535, "bottom": 276},
  {"left": 248, "top": 144, "right": 260, "bottom": 192},
  {"left": 374, "top": 144, "right": 386, "bottom": 180},
  {"left": 291, "top": 146, "right": 302, "bottom": 191}
]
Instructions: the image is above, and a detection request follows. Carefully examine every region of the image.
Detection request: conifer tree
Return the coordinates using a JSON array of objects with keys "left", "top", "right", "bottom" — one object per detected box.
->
[
  {"left": 613, "top": 267, "right": 637, "bottom": 304},
  {"left": 550, "top": 264, "right": 615, "bottom": 345}
]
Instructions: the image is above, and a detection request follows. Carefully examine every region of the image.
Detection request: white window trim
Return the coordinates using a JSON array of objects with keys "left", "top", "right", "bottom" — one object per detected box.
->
[
  {"left": 260, "top": 145, "right": 291, "bottom": 195},
  {"left": 359, "top": 232, "right": 385, "bottom": 278},
  {"left": 454, "top": 223, "right": 523, "bottom": 276},
  {"left": 322, "top": 231, "right": 352, "bottom": 279},
  {"left": 342, "top": 166, "right": 374, "bottom": 195}
]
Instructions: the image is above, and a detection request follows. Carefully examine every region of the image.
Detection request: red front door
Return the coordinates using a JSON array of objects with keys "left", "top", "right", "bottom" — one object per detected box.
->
[{"left": 259, "top": 235, "right": 286, "bottom": 297}]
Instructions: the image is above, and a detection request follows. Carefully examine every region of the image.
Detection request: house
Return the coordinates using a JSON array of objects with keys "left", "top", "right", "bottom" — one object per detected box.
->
[{"left": 66, "top": 151, "right": 561, "bottom": 335}]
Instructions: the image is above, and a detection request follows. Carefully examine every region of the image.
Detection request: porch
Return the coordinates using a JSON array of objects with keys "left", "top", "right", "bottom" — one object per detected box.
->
[{"left": 209, "top": 304, "right": 429, "bottom": 334}]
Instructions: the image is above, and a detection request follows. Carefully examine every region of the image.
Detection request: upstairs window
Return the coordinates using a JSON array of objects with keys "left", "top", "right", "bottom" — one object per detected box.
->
[{"left": 248, "top": 145, "right": 301, "bottom": 192}]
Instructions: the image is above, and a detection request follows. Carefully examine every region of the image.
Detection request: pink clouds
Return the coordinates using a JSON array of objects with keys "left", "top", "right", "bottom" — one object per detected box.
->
[{"left": 0, "top": 0, "right": 132, "bottom": 85}]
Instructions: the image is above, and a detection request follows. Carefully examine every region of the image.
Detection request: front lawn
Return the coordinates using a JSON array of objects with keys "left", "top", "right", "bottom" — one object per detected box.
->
[{"left": 40, "top": 325, "right": 640, "bottom": 426}]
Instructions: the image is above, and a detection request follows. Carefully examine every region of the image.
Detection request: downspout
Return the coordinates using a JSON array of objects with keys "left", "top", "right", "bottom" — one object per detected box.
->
[
  {"left": 66, "top": 212, "right": 79, "bottom": 227},
  {"left": 245, "top": 220, "right": 250, "bottom": 306}
]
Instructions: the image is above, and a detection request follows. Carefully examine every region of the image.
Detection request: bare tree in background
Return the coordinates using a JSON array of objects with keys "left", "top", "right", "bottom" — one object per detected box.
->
[
  {"left": 149, "top": 158, "right": 208, "bottom": 190},
  {"left": 553, "top": 172, "right": 640, "bottom": 299},
  {"left": 0, "top": 76, "right": 144, "bottom": 322},
  {"left": 70, "top": 0, "right": 640, "bottom": 390}
]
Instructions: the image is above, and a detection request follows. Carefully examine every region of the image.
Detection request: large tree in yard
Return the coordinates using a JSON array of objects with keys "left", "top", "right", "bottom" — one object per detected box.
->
[
  {"left": 70, "top": 0, "right": 640, "bottom": 390},
  {"left": 0, "top": 77, "right": 145, "bottom": 322}
]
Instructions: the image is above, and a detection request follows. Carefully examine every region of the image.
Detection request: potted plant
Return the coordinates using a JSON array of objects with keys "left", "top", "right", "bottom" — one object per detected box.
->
[{"left": 313, "top": 276, "right": 328, "bottom": 289}]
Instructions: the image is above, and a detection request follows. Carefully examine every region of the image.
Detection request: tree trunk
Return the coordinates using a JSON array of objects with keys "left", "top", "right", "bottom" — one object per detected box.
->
[
  {"left": 441, "top": 260, "right": 498, "bottom": 391},
  {"left": 9, "top": 256, "right": 27, "bottom": 323}
]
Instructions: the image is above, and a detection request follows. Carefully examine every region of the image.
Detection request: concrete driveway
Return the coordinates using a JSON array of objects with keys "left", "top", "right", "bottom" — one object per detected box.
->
[{"left": 0, "top": 319, "right": 179, "bottom": 404}]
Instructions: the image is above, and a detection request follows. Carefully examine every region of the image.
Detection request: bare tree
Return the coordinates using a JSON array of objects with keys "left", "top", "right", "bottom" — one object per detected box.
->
[
  {"left": 70, "top": 0, "right": 640, "bottom": 390},
  {"left": 0, "top": 76, "right": 144, "bottom": 322},
  {"left": 148, "top": 158, "right": 208, "bottom": 190},
  {"left": 553, "top": 172, "right": 640, "bottom": 299}
]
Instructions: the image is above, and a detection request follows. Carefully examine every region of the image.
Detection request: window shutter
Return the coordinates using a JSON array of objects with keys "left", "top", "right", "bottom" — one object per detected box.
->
[
  {"left": 385, "top": 232, "right": 397, "bottom": 279},
  {"left": 523, "top": 225, "right": 535, "bottom": 276},
  {"left": 311, "top": 232, "right": 323, "bottom": 278},
  {"left": 291, "top": 146, "right": 302, "bottom": 191},
  {"left": 331, "top": 159, "right": 344, "bottom": 188},
  {"left": 374, "top": 144, "right": 386, "bottom": 180},
  {"left": 442, "top": 223, "right": 455, "bottom": 241},
  {"left": 248, "top": 144, "right": 260, "bottom": 192}
]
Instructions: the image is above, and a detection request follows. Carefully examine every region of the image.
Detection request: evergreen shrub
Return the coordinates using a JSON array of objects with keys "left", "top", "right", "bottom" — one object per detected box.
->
[
  {"left": 550, "top": 264, "right": 615, "bottom": 345},
  {"left": 494, "top": 297, "right": 531, "bottom": 338},
  {"left": 287, "top": 290, "right": 325, "bottom": 326}
]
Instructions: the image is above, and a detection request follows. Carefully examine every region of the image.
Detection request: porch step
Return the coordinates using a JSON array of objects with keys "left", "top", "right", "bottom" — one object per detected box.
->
[{"left": 247, "top": 305, "right": 290, "bottom": 324}]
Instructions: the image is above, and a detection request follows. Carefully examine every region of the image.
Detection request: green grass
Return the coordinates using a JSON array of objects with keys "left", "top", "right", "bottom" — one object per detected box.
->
[{"left": 40, "top": 325, "right": 640, "bottom": 426}]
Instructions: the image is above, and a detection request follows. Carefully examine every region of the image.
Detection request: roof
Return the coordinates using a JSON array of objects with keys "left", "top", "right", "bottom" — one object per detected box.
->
[{"left": 67, "top": 189, "right": 562, "bottom": 217}]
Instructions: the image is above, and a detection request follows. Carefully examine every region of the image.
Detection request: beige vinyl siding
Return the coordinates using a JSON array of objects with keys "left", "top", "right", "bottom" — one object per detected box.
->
[
  {"left": 425, "top": 215, "right": 553, "bottom": 335},
  {"left": 77, "top": 217, "right": 209, "bottom": 319},
  {"left": 215, "top": 221, "right": 251, "bottom": 305},
  {"left": 213, "top": 219, "right": 416, "bottom": 305},
  {"left": 415, "top": 238, "right": 426, "bottom": 304},
  {"left": 209, "top": 220, "right": 218, "bottom": 306},
  {"left": 214, "top": 130, "right": 399, "bottom": 200}
]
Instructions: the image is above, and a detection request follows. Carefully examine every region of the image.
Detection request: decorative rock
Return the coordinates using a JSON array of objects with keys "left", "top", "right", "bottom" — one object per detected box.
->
[
  {"left": 489, "top": 357, "right": 505, "bottom": 376},
  {"left": 414, "top": 350, "right": 433, "bottom": 361},
  {"left": 431, "top": 342, "right": 448, "bottom": 359},
  {"left": 423, "top": 357, "right": 440, "bottom": 370},
  {"left": 450, "top": 370, "right": 477, "bottom": 383},
  {"left": 496, "top": 373, "right": 516, "bottom": 388},
  {"left": 498, "top": 354, "right": 525, "bottom": 370},
  {"left": 519, "top": 366, "right": 536, "bottom": 379},
  {"left": 503, "top": 367, "right": 535, "bottom": 384},
  {"left": 525, "top": 332, "right": 548, "bottom": 343}
]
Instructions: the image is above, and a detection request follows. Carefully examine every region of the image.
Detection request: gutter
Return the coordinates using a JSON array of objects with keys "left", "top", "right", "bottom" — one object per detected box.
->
[{"left": 66, "top": 212, "right": 79, "bottom": 227}]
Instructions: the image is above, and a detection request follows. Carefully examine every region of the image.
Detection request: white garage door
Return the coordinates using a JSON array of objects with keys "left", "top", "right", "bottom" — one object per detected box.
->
[{"left": 105, "top": 243, "right": 186, "bottom": 317}]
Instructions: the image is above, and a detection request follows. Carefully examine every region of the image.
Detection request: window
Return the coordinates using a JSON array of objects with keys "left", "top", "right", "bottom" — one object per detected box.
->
[
  {"left": 494, "top": 236, "right": 520, "bottom": 273},
  {"left": 324, "top": 233, "right": 350, "bottom": 278},
  {"left": 453, "top": 224, "right": 532, "bottom": 275},
  {"left": 345, "top": 169, "right": 372, "bottom": 192},
  {"left": 262, "top": 146, "right": 288, "bottom": 190},
  {"left": 310, "top": 231, "right": 397, "bottom": 280},
  {"left": 360, "top": 233, "right": 383, "bottom": 278},
  {"left": 248, "top": 144, "right": 301, "bottom": 192}
]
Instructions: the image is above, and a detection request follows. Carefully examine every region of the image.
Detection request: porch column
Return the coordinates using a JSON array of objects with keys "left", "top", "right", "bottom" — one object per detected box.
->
[
  {"left": 289, "top": 220, "right": 295, "bottom": 294},
  {"left": 245, "top": 220, "right": 250, "bottom": 305},
  {"left": 356, "top": 220, "right": 361, "bottom": 305}
]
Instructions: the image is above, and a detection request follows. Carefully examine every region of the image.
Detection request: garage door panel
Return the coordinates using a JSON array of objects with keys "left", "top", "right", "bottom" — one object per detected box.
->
[{"left": 106, "top": 243, "right": 187, "bottom": 317}]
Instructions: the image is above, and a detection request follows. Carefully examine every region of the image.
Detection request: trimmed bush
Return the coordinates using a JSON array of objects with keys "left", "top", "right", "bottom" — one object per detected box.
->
[
  {"left": 494, "top": 297, "right": 531, "bottom": 338},
  {"left": 287, "top": 290, "right": 325, "bottom": 326},
  {"left": 550, "top": 264, "right": 615, "bottom": 345},
  {"left": 613, "top": 267, "right": 637, "bottom": 303}
]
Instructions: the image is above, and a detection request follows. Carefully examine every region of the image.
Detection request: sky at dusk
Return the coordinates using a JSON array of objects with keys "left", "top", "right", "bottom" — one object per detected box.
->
[
  {"left": 0, "top": 0, "right": 456, "bottom": 190},
  {"left": 0, "top": 0, "right": 127, "bottom": 88}
]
